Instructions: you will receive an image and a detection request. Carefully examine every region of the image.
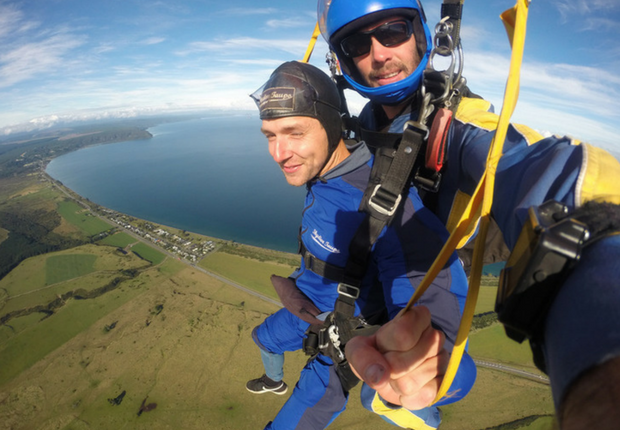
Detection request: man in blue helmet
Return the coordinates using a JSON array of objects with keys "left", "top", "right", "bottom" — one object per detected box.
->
[
  {"left": 318, "top": 0, "right": 620, "bottom": 428},
  {"left": 247, "top": 60, "right": 476, "bottom": 430}
]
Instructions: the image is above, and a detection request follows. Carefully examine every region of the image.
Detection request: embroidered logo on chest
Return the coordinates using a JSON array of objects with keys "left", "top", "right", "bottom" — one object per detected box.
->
[{"left": 311, "top": 229, "right": 340, "bottom": 254}]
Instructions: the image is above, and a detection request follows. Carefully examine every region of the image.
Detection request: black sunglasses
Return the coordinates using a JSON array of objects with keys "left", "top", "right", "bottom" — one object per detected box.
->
[{"left": 340, "top": 20, "right": 414, "bottom": 58}]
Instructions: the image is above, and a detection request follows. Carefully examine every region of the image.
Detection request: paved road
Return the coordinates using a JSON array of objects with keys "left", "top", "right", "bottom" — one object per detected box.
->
[{"left": 474, "top": 359, "right": 550, "bottom": 385}]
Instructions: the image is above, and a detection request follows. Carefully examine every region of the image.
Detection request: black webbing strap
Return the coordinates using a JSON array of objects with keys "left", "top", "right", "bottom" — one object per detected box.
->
[
  {"left": 328, "top": 121, "right": 428, "bottom": 323},
  {"left": 298, "top": 121, "right": 427, "bottom": 298},
  {"left": 359, "top": 128, "right": 401, "bottom": 151},
  {"left": 441, "top": 1, "right": 464, "bottom": 49},
  {"left": 300, "top": 241, "right": 346, "bottom": 283},
  {"left": 299, "top": 121, "right": 428, "bottom": 392}
]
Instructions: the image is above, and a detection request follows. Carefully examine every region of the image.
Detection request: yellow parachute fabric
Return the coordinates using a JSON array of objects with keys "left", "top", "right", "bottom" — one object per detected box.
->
[{"left": 402, "top": 0, "right": 531, "bottom": 405}]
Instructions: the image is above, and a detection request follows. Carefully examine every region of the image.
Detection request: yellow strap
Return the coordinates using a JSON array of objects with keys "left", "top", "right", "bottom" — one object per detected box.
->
[
  {"left": 370, "top": 392, "right": 439, "bottom": 429},
  {"left": 301, "top": 22, "right": 321, "bottom": 63},
  {"left": 402, "top": 0, "right": 530, "bottom": 405}
]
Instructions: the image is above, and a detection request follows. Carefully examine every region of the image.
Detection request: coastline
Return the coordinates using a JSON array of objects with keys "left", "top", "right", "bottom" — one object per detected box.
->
[
  {"left": 42, "top": 115, "right": 303, "bottom": 255},
  {"left": 0, "top": 116, "right": 300, "bottom": 281},
  {"left": 44, "top": 168, "right": 299, "bottom": 266}
]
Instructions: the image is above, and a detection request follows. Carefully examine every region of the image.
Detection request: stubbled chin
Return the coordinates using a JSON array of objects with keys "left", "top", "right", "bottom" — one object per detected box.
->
[{"left": 284, "top": 174, "right": 305, "bottom": 187}]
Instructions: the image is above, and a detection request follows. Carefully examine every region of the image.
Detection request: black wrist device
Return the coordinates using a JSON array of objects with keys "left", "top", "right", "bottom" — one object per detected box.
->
[{"left": 495, "top": 200, "right": 589, "bottom": 344}]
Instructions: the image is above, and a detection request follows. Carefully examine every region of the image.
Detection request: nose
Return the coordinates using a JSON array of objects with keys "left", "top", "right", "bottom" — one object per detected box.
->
[
  {"left": 369, "top": 36, "right": 393, "bottom": 63},
  {"left": 270, "top": 137, "right": 291, "bottom": 164}
]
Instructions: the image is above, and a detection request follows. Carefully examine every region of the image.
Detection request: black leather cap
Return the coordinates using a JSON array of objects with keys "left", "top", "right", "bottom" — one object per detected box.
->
[{"left": 257, "top": 61, "right": 343, "bottom": 152}]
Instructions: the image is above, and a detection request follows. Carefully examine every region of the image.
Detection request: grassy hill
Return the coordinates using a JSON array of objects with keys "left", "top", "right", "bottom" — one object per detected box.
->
[{"left": 0, "top": 163, "right": 555, "bottom": 429}]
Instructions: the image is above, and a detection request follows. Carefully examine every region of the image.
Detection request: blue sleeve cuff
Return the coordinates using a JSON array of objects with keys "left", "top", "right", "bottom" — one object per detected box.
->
[
  {"left": 434, "top": 352, "right": 477, "bottom": 406},
  {"left": 543, "top": 234, "right": 620, "bottom": 409}
]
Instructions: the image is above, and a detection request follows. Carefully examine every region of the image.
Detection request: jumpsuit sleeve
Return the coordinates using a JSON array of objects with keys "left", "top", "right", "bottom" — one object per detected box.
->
[
  {"left": 451, "top": 98, "right": 620, "bottom": 409},
  {"left": 449, "top": 97, "right": 620, "bottom": 248}
]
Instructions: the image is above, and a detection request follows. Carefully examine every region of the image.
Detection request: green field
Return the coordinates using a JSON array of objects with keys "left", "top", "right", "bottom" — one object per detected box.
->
[
  {"left": 57, "top": 200, "right": 113, "bottom": 235},
  {"left": 0, "top": 277, "right": 149, "bottom": 386},
  {"left": 130, "top": 242, "right": 166, "bottom": 265},
  {"left": 0, "top": 244, "right": 150, "bottom": 313},
  {"left": 474, "top": 284, "right": 498, "bottom": 314},
  {"left": 0, "top": 172, "right": 556, "bottom": 430},
  {"left": 469, "top": 324, "right": 542, "bottom": 371},
  {"left": 100, "top": 232, "right": 137, "bottom": 248},
  {"left": 199, "top": 252, "right": 297, "bottom": 300},
  {"left": 0, "top": 244, "right": 164, "bottom": 387},
  {"left": 45, "top": 253, "right": 98, "bottom": 285}
]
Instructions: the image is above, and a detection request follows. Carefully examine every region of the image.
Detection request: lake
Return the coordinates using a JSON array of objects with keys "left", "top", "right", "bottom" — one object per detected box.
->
[{"left": 46, "top": 115, "right": 306, "bottom": 253}]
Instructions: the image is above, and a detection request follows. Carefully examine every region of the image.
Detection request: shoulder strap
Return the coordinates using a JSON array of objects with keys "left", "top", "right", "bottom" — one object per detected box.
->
[
  {"left": 338, "top": 119, "right": 430, "bottom": 318},
  {"left": 298, "top": 120, "right": 428, "bottom": 312}
]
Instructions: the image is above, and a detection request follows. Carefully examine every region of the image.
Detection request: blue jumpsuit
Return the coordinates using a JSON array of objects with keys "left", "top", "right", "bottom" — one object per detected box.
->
[
  {"left": 359, "top": 96, "right": 620, "bottom": 410},
  {"left": 253, "top": 142, "right": 475, "bottom": 429}
]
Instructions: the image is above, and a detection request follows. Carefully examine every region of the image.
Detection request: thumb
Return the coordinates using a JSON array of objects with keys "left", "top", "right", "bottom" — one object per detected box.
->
[{"left": 345, "top": 334, "right": 391, "bottom": 389}]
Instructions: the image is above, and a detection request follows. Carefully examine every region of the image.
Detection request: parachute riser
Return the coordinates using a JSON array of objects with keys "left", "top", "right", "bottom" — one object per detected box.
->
[
  {"left": 427, "top": 16, "right": 465, "bottom": 109},
  {"left": 326, "top": 51, "right": 360, "bottom": 141}
]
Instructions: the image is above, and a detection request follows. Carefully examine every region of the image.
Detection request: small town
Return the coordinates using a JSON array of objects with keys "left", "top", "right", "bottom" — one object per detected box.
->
[
  {"left": 42, "top": 169, "right": 219, "bottom": 265},
  {"left": 103, "top": 210, "right": 217, "bottom": 263}
]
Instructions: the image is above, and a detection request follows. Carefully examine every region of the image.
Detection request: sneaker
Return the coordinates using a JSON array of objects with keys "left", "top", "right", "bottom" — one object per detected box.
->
[{"left": 246, "top": 374, "right": 288, "bottom": 395}]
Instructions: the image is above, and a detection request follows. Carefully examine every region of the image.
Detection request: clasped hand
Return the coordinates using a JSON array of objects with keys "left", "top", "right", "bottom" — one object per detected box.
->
[{"left": 345, "top": 306, "right": 448, "bottom": 410}]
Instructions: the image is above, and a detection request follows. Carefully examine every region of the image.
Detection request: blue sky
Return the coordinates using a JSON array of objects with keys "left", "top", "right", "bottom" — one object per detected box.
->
[{"left": 1, "top": 0, "right": 619, "bottom": 155}]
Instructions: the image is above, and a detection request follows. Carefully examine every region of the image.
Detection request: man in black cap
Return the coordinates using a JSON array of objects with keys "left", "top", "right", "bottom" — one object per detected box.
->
[{"left": 245, "top": 60, "right": 476, "bottom": 430}]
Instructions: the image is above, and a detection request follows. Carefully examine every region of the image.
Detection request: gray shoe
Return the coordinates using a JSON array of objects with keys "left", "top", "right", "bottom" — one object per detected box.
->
[{"left": 246, "top": 374, "right": 288, "bottom": 395}]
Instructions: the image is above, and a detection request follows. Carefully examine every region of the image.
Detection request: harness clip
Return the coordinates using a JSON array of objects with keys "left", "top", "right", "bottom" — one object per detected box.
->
[
  {"left": 368, "top": 184, "right": 402, "bottom": 217},
  {"left": 404, "top": 120, "right": 429, "bottom": 141},
  {"left": 414, "top": 169, "right": 442, "bottom": 193},
  {"left": 337, "top": 283, "right": 360, "bottom": 299},
  {"left": 328, "top": 325, "right": 345, "bottom": 361}
]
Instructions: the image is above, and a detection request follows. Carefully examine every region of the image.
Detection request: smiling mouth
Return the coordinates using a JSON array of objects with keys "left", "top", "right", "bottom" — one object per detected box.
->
[
  {"left": 282, "top": 164, "right": 301, "bottom": 174},
  {"left": 380, "top": 71, "right": 399, "bottom": 79},
  {"left": 371, "top": 70, "right": 401, "bottom": 85}
]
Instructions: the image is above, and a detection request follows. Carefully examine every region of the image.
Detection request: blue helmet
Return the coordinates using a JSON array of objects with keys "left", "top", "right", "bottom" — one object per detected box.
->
[{"left": 318, "top": 0, "right": 432, "bottom": 105}]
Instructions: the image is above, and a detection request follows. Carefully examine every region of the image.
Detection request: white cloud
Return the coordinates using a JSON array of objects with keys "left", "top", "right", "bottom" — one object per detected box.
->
[
  {"left": 460, "top": 49, "right": 619, "bottom": 151},
  {"left": 552, "top": 0, "right": 620, "bottom": 24},
  {"left": 179, "top": 37, "right": 307, "bottom": 57},
  {"left": 581, "top": 17, "right": 618, "bottom": 32},
  {"left": 93, "top": 43, "right": 116, "bottom": 54},
  {"left": 0, "top": 34, "right": 85, "bottom": 88},
  {"left": 265, "top": 18, "right": 311, "bottom": 29},
  {"left": 512, "top": 99, "right": 619, "bottom": 153},
  {"left": 140, "top": 37, "right": 166, "bottom": 45},
  {"left": 0, "top": 3, "right": 27, "bottom": 39},
  {"left": 218, "top": 7, "right": 277, "bottom": 16}
]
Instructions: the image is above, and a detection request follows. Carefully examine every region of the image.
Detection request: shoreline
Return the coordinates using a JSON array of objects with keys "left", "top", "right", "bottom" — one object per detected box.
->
[
  {"left": 40, "top": 117, "right": 300, "bottom": 256},
  {"left": 43, "top": 168, "right": 299, "bottom": 265}
]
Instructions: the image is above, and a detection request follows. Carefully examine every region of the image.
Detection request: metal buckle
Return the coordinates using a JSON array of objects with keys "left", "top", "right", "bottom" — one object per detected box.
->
[
  {"left": 404, "top": 119, "right": 429, "bottom": 140},
  {"left": 318, "top": 327, "right": 329, "bottom": 350},
  {"left": 368, "top": 184, "right": 402, "bottom": 217},
  {"left": 337, "top": 283, "right": 360, "bottom": 299},
  {"left": 414, "top": 169, "right": 442, "bottom": 193}
]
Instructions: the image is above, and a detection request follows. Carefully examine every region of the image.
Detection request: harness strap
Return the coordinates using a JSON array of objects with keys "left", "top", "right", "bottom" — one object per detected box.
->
[
  {"left": 360, "top": 128, "right": 401, "bottom": 150},
  {"left": 440, "top": 1, "right": 464, "bottom": 49},
  {"left": 299, "top": 118, "right": 428, "bottom": 392},
  {"left": 300, "top": 241, "right": 348, "bottom": 283},
  {"left": 359, "top": 92, "right": 458, "bottom": 197}
]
